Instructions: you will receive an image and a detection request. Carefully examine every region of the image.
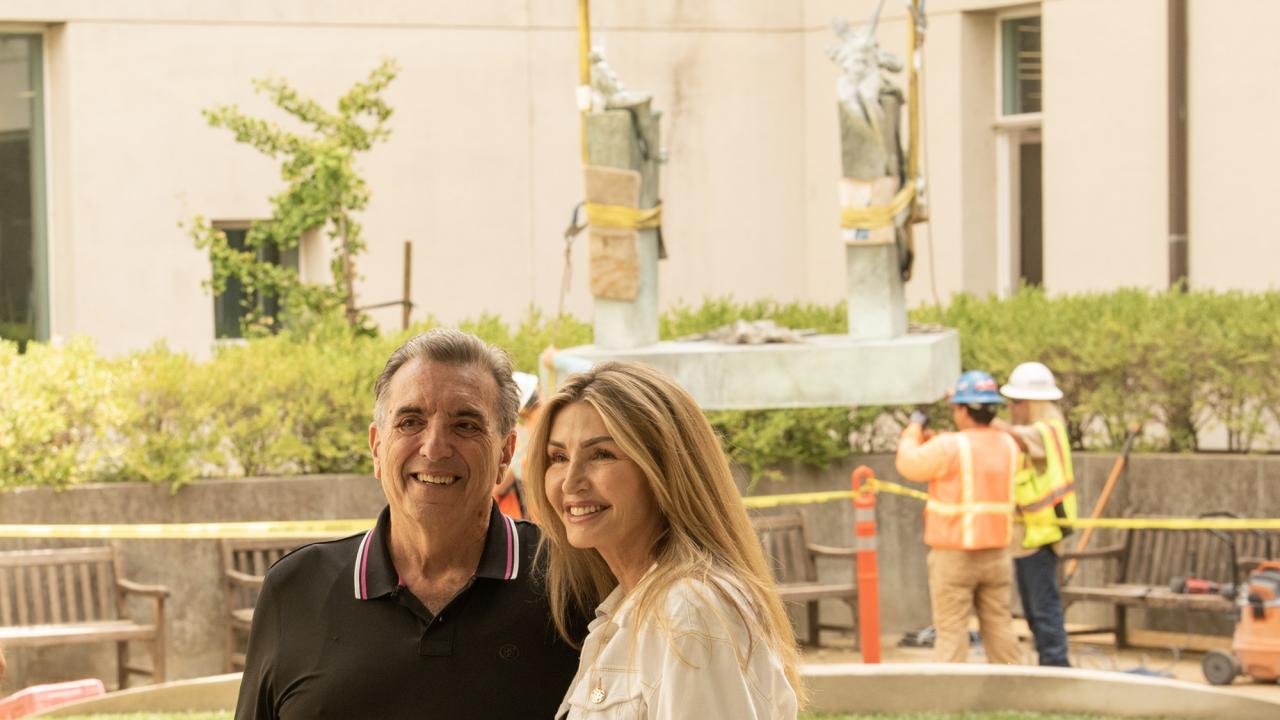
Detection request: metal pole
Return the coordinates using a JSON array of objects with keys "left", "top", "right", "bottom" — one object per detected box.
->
[
  {"left": 1167, "top": 0, "right": 1188, "bottom": 289},
  {"left": 402, "top": 240, "right": 412, "bottom": 329}
]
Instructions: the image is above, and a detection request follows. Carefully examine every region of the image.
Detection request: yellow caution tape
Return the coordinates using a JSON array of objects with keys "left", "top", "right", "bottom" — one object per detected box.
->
[
  {"left": 840, "top": 185, "right": 915, "bottom": 230},
  {"left": 0, "top": 519, "right": 374, "bottom": 540},
  {"left": 1021, "top": 517, "right": 1280, "bottom": 531},
  {"left": 585, "top": 202, "right": 662, "bottom": 230},
  {"left": 743, "top": 490, "right": 859, "bottom": 509},
  {"left": 742, "top": 477, "right": 1280, "bottom": 531},
  {"left": 6, "top": 472, "right": 1275, "bottom": 536},
  {"left": 865, "top": 476, "right": 931, "bottom": 502}
]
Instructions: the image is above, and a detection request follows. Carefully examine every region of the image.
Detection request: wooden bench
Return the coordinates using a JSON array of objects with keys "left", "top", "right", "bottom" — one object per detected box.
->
[
  {"left": 221, "top": 537, "right": 316, "bottom": 672},
  {"left": 751, "top": 512, "right": 858, "bottom": 647},
  {"left": 0, "top": 546, "right": 168, "bottom": 688},
  {"left": 1061, "top": 521, "right": 1279, "bottom": 647}
]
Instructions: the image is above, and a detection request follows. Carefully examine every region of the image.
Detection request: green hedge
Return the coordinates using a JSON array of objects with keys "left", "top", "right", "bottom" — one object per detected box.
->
[{"left": 1, "top": 289, "right": 1276, "bottom": 490}]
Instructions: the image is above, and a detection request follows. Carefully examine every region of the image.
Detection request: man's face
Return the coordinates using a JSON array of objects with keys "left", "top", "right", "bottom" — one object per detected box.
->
[{"left": 369, "top": 358, "right": 514, "bottom": 532}]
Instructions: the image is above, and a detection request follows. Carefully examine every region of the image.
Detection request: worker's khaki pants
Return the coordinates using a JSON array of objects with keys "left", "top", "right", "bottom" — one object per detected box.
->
[{"left": 927, "top": 547, "right": 1021, "bottom": 664}]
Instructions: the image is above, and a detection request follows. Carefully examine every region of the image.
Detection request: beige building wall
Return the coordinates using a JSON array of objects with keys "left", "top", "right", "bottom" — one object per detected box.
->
[
  {"left": 1, "top": 0, "right": 1276, "bottom": 357},
  {"left": 1042, "top": 0, "right": 1169, "bottom": 293},
  {"left": 1187, "top": 0, "right": 1280, "bottom": 291}
]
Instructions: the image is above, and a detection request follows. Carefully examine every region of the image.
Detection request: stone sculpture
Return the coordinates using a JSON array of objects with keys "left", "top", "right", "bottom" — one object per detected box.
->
[
  {"left": 828, "top": 1, "right": 905, "bottom": 190},
  {"left": 828, "top": 0, "right": 914, "bottom": 284},
  {"left": 588, "top": 48, "right": 650, "bottom": 111}
]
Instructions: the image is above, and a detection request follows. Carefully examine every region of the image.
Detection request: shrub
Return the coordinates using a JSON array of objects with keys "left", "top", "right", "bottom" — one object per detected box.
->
[
  {"left": 0, "top": 290, "right": 1275, "bottom": 490},
  {"left": 0, "top": 338, "right": 124, "bottom": 489}
]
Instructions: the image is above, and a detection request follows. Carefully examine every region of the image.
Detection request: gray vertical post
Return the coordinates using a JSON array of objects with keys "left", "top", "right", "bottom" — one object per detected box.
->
[
  {"left": 585, "top": 101, "right": 661, "bottom": 349},
  {"left": 846, "top": 243, "right": 906, "bottom": 340}
]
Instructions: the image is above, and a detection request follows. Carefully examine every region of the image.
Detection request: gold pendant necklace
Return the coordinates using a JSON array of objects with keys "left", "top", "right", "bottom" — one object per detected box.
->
[{"left": 585, "top": 590, "right": 629, "bottom": 706}]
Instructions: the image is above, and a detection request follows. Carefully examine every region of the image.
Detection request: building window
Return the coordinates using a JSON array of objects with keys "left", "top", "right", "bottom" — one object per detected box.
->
[
  {"left": 1001, "top": 16, "right": 1042, "bottom": 116},
  {"left": 212, "top": 223, "right": 299, "bottom": 339},
  {"left": 0, "top": 33, "right": 48, "bottom": 349},
  {"left": 995, "top": 10, "right": 1044, "bottom": 294}
]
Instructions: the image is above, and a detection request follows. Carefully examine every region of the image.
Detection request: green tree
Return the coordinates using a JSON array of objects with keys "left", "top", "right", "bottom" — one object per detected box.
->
[{"left": 188, "top": 59, "right": 401, "bottom": 335}]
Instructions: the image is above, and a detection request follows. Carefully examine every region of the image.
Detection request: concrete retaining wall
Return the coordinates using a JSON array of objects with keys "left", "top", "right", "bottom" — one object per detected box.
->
[
  {"left": 0, "top": 475, "right": 386, "bottom": 691},
  {"left": 0, "top": 452, "right": 1276, "bottom": 689}
]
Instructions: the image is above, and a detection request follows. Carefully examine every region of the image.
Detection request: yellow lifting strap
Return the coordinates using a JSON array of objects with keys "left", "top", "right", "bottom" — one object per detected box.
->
[
  {"left": 840, "top": 185, "right": 915, "bottom": 230},
  {"left": 575, "top": 2, "right": 663, "bottom": 237},
  {"left": 585, "top": 202, "right": 663, "bottom": 230},
  {"left": 577, "top": 0, "right": 592, "bottom": 164},
  {"left": 840, "top": 0, "right": 924, "bottom": 231}
]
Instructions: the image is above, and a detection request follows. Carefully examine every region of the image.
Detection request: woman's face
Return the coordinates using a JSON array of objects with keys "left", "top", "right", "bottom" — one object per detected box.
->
[{"left": 544, "top": 402, "right": 663, "bottom": 582}]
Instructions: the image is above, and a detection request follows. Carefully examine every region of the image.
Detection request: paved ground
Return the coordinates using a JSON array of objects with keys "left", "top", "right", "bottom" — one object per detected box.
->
[{"left": 800, "top": 625, "right": 1280, "bottom": 704}]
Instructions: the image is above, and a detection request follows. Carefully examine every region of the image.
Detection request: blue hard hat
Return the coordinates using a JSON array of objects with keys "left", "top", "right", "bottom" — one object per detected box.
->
[{"left": 951, "top": 370, "right": 1005, "bottom": 405}]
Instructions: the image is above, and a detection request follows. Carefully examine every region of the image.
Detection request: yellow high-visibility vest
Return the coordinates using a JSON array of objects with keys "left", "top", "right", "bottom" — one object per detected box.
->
[{"left": 1015, "top": 419, "right": 1078, "bottom": 549}]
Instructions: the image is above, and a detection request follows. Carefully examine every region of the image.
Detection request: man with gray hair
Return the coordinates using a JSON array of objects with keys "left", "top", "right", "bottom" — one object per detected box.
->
[{"left": 236, "top": 328, "right": 583, "bottom": 719}]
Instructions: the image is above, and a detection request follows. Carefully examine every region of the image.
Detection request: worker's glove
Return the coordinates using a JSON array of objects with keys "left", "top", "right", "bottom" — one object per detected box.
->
[{"left": 909, "top": 410, "right": 930, "bottom": 428}]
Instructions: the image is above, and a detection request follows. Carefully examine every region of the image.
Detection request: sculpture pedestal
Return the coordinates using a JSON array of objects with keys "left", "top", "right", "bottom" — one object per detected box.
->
[
  {"left": 846, "top": 242, "right": 907, "bottom": 341},
  {"left": 585, "top": 106, "right": 661, "bottom": 349},
  {"left": 559, "top": 329, "right": 958, "bottom": 410}
]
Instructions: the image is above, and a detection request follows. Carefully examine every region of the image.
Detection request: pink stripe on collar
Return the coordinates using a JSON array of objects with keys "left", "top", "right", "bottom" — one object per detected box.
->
[
  {"left": 503, "top": 515, "right": 515, "bottom": 580},
  {"left": 358, "top": 528, "right": 374, "bottom": 599}
]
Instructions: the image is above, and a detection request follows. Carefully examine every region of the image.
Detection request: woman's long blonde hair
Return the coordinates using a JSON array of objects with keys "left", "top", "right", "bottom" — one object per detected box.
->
[
  {"left": 1022, "top": 399, "right": 1065, "bottom": 425},
  {"left": 525, "top": 361, "right": 804, "bottom": 702}
]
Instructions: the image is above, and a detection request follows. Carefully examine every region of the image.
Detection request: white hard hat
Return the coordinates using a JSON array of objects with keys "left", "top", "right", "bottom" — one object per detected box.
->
[
  {"left": 513, "top": 372, "right": 539, "bottom": 411},
  {"left": 1000, "top": 361, "right": 1063, "bottom": 401}
]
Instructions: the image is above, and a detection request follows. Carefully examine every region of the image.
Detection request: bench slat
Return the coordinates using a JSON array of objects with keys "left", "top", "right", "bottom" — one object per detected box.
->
[
  {"left": 79, "top": 563, "right": 93, "bottom": 621},
  {"left": 95, "top": 561, "right": 112, "bottom": 622},
  {"left": 47, "top": 564, "right": 62, "bottom": 623},
  {"left": 776, "top": 583, "right": 858, "bottom": 603},
  {"left": 62, "top": 565, "right": 77, "bottom": 622},
  {"left": 0, "top": 548, "right": 113, "bottom": 567},
  {"left": 0, "top": 620, "right": 156, "bottom": 646},
  {"left": 0, "top": 569, "right": 11, "bottom": 626},
  {"left": 28, "top": 566, "right": 44, "bottom": 625},
  {"left": 15, "top": 567, "right": 28, "bottom": 626}
]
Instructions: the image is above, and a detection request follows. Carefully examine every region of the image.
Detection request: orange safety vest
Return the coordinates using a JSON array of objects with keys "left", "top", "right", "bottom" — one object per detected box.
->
[{"left": 923, "top": 429, "right": 1020, "bottom": 550}]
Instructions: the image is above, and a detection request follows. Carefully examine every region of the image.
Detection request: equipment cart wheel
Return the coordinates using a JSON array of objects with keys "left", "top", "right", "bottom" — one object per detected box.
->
[{"left": 1202, "top": 650, "right": 1240, "bottom": 686}]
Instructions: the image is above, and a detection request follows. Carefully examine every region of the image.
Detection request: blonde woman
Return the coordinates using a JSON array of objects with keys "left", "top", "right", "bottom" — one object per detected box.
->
[
  {"left": 994, "top": 361, "right": 1077, "bottom": 667},
  {"left": 526, "top": 361, "right": 802, "bottom": 719}
]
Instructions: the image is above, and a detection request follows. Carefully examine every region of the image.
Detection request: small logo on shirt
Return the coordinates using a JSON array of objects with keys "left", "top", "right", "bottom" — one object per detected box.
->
[{"left": 498, "top": 643, "right": 520, "bottom": 660}]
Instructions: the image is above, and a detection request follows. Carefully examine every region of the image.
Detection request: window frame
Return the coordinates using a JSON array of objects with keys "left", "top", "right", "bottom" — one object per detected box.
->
[
  {"left": 995, "top": 6, "right": 1044, "bottom": 123},
  {"left": 210, "top": 220, "right": 300, "bottom": 340},
  {"left": 0, "top": 26, "right": 52, "bottom": 344},
  {"left": 992, "top": 6, "right": 1044, "bottom": 297}
]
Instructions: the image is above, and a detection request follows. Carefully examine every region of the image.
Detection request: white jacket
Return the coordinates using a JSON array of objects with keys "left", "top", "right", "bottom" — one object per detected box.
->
[{"left": 556, "top": 577, "right": 798, "bottom": 719}]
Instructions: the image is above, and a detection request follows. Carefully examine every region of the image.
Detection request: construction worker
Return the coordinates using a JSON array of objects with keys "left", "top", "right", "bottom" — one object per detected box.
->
[
  {"left": 993, "top": 361, "right": 1077, "bottom": 667},
  {"left": 493, "top": 371, "right": 540, "bottom": 519},
  {"left": 895, "top": 370, "right": 1022, "bottom": 665}
]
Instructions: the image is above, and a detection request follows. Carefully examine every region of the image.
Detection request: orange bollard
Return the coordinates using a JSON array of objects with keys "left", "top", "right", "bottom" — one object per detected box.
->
[{"left": 851, "top": 465, "right": 881, "bottom": 663}]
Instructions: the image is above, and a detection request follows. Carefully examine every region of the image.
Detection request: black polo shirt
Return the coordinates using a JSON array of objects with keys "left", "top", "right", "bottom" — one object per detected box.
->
[{"left": 235, "top": 504, "right": 583, "bottom": 719}]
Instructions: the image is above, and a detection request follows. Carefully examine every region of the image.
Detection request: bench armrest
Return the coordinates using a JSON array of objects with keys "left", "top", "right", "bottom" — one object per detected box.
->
[
  {"left": 1059, "top": 543, "right": 1125, "bottom": 561},
  {"left": 225, "top": 569, "right": 267, "bottom": 590},
  {"left": 807, "top": 543, "right": 856, "bottom": 558},
  {"left": 117, "top": 578, "right": 171, "bottom": 598},
  {"left": 1237, "top": 556, "right": 1269, "bottom": 573}
]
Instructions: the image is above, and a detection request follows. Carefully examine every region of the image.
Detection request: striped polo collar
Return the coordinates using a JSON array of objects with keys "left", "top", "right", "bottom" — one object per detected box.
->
[{"left": 353, "top": 502, "right": 523, "bottom": 601}]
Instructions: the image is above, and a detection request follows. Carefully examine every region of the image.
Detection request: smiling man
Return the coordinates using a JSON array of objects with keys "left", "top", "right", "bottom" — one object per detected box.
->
[{"left": 235, "top": 329, "right": 583, "bottom": 719}]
